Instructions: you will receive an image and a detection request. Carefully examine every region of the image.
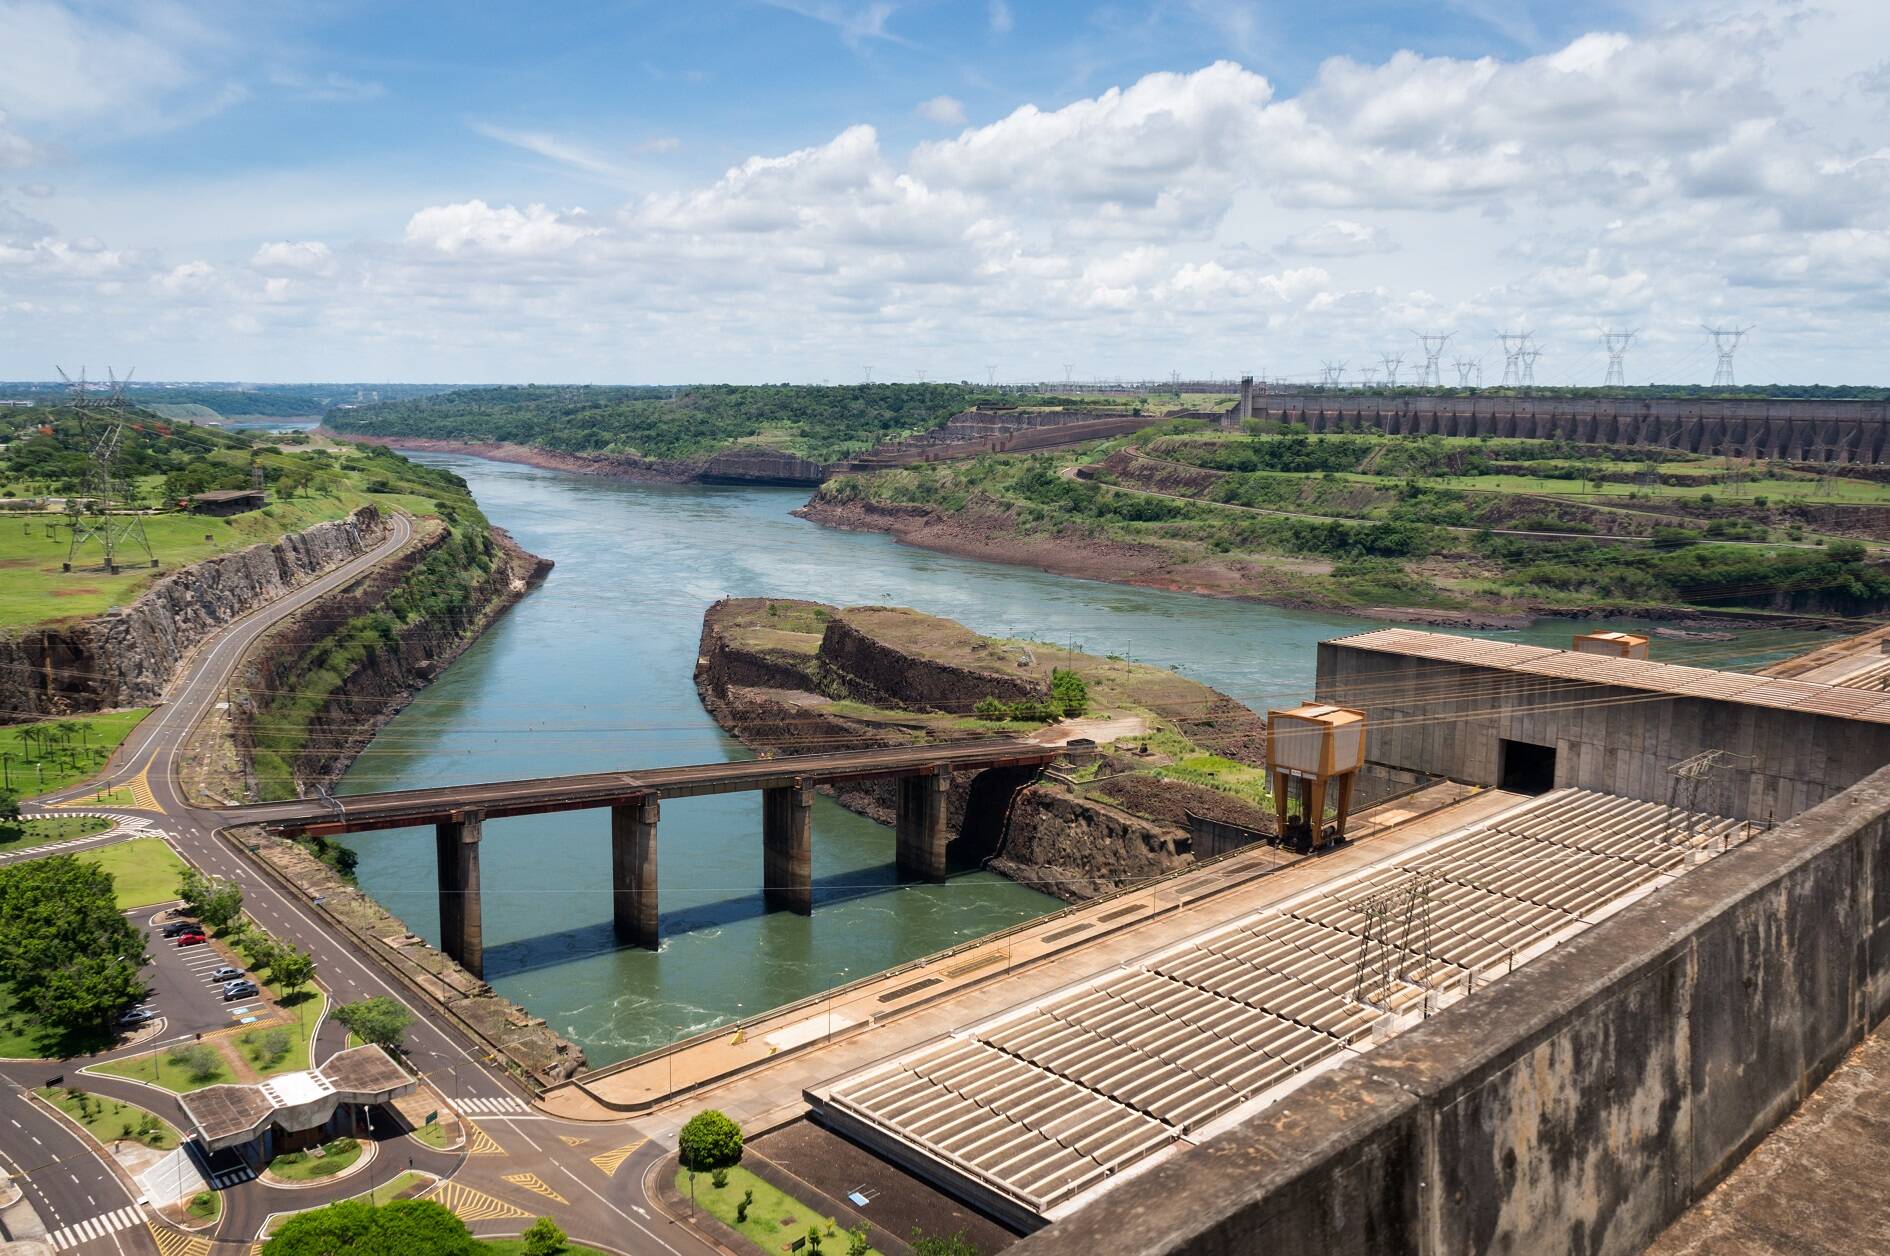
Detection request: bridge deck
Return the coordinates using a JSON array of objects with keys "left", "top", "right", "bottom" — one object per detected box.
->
[{"left": 216, "top": 739, "right": 1059, "bottom": 835}]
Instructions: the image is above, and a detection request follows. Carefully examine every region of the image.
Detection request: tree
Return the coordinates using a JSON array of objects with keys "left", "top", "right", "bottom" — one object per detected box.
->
[
  {"left": 909, "top": 1230, "right": 981, "bottom": 1256},
  {"left": 0, "top": 855, "right": 144, "bottom": 1033},
  {"left": 847, "top": 1223, "right": 872, "bottom": 1256},
  {"left": 678, "top": 1109, "right": 743, "bottom": 1172},
  {"left": 0, "top": 788, "right": 19, "bottom": 824},
  {"left": 1050, "top": 668, "right": 1089, "bottom": 718},
  {"left": 263, "top": 1198, "right": 477, "bottom": 1256},
  {"left": 522, "top": 1216, "right": 568, "bottom": 1256},
  {"left": 271, "top": 945, "right": 315, "bottom": 998},
  {"left": 335, "top": 996, "right": 414, "bottom": 1051},
  {"left": 176, "top": 869, "right": 242, "bottom": 931}
]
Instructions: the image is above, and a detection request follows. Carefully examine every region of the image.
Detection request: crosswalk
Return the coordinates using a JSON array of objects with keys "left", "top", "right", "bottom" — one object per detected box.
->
[
  {"left": 46, "top": 1205, "right": 143, "bottom": 1249},
  {"left": 0, "top": 814, "right": 163, "bottom": 864},
  {"left": 208, "top": 1164, "right": 256, "bottom": 1189},
  {"left": 456, "top": 1094, "right": 530, "bottom": 1115}
]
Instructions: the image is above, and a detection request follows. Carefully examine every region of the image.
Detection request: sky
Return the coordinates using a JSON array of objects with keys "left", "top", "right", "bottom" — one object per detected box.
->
[{"left": 2, "top": 0, "right": 1888, "bottom": 386}]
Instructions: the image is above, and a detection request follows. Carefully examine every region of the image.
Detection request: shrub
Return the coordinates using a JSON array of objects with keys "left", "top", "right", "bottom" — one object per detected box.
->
[
  {"left": 736, "top": 1188, "right": 753, "bottom": 1223},
  {"left": 678, "top": 1109, "right": 743, "bottom": 1172},
  {"left": 167, "top": 1044, "right": 222, "bottom": 1083},
  {"left": 1049, "top": 668, "right": 1089, "bottom": 718},
  {"left": 711, "top": 1167, "right": 729, "bottom": 1190},
  {"left": 522, "top": 1216, "right": 568, "bottom": 1256}
]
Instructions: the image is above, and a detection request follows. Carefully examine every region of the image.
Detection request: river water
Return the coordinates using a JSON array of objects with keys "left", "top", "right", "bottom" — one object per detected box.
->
[{"left": 335, "top": 454, "right": 1814, "bottom": 1064}]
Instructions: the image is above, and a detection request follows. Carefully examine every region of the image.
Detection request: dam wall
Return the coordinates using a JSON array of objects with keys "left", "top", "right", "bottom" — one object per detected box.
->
[
  {"left": 1254, "top": 393, "right": 1890, "bottom": 464},
  {"left": 1012, "top": 760, "right": 1890, "bottom": 1256}
]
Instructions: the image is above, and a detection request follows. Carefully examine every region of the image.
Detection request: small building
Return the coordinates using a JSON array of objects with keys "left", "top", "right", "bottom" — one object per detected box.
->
[
  {"left": 1572, "top": 631, "right": 1650, "bottom": 659},
  {"left": 176, "top": 1045, "right": 416, "bottom": 1166},
  {"left": 188, "top": 488, "right": 266, "bottom": 516}
]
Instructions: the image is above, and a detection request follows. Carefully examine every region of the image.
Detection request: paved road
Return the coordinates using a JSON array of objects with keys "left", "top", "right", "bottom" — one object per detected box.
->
[{"left": 14, "top": 511, "right": 719, "bottom": 1254}]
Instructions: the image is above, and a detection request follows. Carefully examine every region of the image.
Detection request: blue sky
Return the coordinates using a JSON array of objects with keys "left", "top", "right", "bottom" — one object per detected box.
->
[{"left": 3, "top": 1, "right": 1888, "bottom": 383}]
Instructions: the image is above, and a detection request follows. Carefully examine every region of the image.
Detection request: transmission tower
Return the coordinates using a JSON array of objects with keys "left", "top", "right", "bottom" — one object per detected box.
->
[
  {"left": 862, "top": 365, "right": 874, "bottom": 384},
  {"left": 1379, "top": 352, "right": 1403, "bottom": 388},
  {"left": 1062, "top": 363, "right": 1073, "bottom": 391},
  {"left": 1602, "top": 329, "right": 1638, "bottom": 387},
  {"left": 1414, "top": 331, "right": 1452, "bottom": 387},
  {"left": 1497, "top": 330, "right": 1532, "bottom": 387},
  {"left": 1358, "top": 367, "right": 1379, "bottom": 386},
  {"left": 56, "top": 364, "right": 90, "bottom": 409},
  {"left": 61, "top": 366, "right": 155, "bottom": 575},
  {"left": 1320, "top": 360, "right": 1346, "bottom": 388},
  {"left": 1519, "top": 346, "right": 1542, "bottom": 387},
  {"left": 985, "top": 364, "right": 996, "bottom": 387},
  {"left": 1453, "top": 356, "right": 1482, "bottom": 388},
  {"left": 1701, "top": 324, "right": 1753, "bottom": 387},
  {"left": 1664, "top": 750, "right": 1731, "bottom": 847},
  {"left": 1350, "top": 870, "right": 1437, "bottom": 1011}
]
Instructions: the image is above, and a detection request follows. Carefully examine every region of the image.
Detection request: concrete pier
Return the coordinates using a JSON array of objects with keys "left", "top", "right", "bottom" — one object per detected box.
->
[
  {"left": 611, "top": 796, "right": 661, "bottom": 950},
  {"left": 762, "top": 780, "right": 814, "bottom": 915},
  {"left": 896, "top": 770, "right": 950, "bottom": 882},
  {"left": 434, "top": 811, "right": 484, "bottom": 977}
]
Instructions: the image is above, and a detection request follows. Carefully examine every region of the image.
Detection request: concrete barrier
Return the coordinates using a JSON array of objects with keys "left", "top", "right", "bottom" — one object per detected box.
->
[{"left": 1010, "top": 762, "right": 1890, "bottom": 1256}]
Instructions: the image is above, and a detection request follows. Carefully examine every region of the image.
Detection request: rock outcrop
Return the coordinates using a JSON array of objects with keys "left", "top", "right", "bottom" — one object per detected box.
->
[{"left": 1, "top": 506, "right": 392, "bottom": 719}]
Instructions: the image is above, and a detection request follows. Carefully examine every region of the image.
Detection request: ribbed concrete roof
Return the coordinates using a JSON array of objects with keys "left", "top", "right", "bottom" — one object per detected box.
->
[
  {"left": 818, "top": 788, "right": 1746, "bottom": 1224},
  {"left": 1329, "top": 628, "right": 1890, "bottom": 724}
]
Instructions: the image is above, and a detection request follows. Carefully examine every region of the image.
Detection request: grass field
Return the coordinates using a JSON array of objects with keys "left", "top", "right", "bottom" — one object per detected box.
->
[
  {"left": 236, "top": 1021, "right": 313, "bottom": 1076},
  {"left": 411, "top": 1118, "right": 451, "bottom": 1148},
  {"left": 0, "top": 814, "right": 111, "bottom": 852},
  {"left": 269, "top": 1136, "right": 364, "bottom": 1181},
  {"left": 92, "top": 1042, "right": 235, "bottom": 1092},
  {"left": 80, "top": 837, "right": 186, "bottom": 909},
  {"left": 36, "top": 1086, "right": 180, "bottom": 1149},
  {"left": 0, "top": 709, "right": 150, "bottom": 796},
  {"left": 479, "top": 1239, "right": 613, "bottom": 1255},
  {"left": 678, "top": 1164, "right": 883, "bottom": 1256},
  {"left": 0, "top": 496, "right": 370, "bottom": 628},
  {"left": 361, "top": 1171, "right": 431, "bottom": 1206}
]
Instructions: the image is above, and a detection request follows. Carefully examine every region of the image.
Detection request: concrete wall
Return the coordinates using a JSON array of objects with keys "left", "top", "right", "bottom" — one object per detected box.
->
[
  {"left": 1254, "top": 393, "right": 1890, "bottom": 464},
  {"left": 1011, "top": 763, "right": 1890, "bottom": 1256},
  {"left": 1315, "top": 642, "right": 1890, "bottom": 822}
]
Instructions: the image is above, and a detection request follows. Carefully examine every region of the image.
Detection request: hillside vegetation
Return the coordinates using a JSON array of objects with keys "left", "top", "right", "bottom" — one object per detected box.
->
[
  {"left": 323, "top": 383, "right": 1091, "bottom": 462},
  {"left": 809, "top": 424, "right": 1890, "bottom": 620}
]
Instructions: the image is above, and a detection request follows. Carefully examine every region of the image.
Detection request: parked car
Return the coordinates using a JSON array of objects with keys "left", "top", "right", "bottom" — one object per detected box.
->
[
  {"left": 115, "top": 1007, "right": 156, "bottom": 1026},
  {"left": 208, "top": 965, "right": 242, "bottom": 982},
  {"left": 220, "top": 980, "right": 258, "bottom": 1001},
  {"left": 175, "top": 933, "right": 207, "bottom": 947},
  {"left": 160, "top": 920, "right": 197, "bottom": 938}
]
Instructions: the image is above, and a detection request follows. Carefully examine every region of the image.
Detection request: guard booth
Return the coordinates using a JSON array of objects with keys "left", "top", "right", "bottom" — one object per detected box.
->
[
  {"left": 1268, "top": 703, "right": 1366, "bottom": 853},
  {"left": 1572, "top": 631, "right": 1649, "bottom": 659}
]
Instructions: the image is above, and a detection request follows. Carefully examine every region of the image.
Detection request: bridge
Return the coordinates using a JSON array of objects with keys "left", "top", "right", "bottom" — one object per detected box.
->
[{"left": 218, "top": 739, "right": 1061, "bottom": 977}]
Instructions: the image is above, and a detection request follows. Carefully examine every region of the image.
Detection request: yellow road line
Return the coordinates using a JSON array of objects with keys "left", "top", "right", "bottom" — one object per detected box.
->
[
  {"left": 588, "top": 1139, "right": 646, "bottom": 1177},
  {"left": 424, "top": 1179, "right": 531, "bottom": 1221},
  {"left": 500, "top": 1172, "right": 569, "bottom": 1205},
  {"left": 146, "top": 1223, "right": 212, "bottom": 1256},
  {"left": 465, "top": 1121, "right": 505, "bottom": 1155}
]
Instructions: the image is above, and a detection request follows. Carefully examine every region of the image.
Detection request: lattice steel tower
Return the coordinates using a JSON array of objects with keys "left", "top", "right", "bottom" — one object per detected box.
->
[
  {"left": 1702, "top": 325, "right": 1752, "bottom": 387},
  {"left": 1379, "top": 351, "right": 1403, "bottom": 388},
  {"left": 61, "top": 366, "right": 155, "bottom": 575},
  {"left": 1602, "top": 329, "right": 1637, "bottom": 387},
  {"left": 1414, "top": 331, "right": 1452, "bottom": 387},
  {"left": 1497, "top": 331, "right": 1532, "bottom": 387}
]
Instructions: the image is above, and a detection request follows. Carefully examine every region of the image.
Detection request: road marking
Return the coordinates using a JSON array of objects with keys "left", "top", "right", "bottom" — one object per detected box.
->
[
  {"left": 557, "top": 1134, "right": 588, "bottom": 1146},
  {"left": 500, "top": 1172, "right": 569, "bottom": 1205},
  {"left": 46, "top": 1205, "right": 142, "bottom": 1249},
  {"left": 423, "top": 1180, "right": 530, "bottom": 1221},
  {"left": 589, "top": 1139, "right": 646, "bottom": 1177},
  {"left": 464, "top": 1122, "right": 505, "bottom": 1156},
  {"left": 145, "top": 1222, "right": 212, "bottom": 1256},
  {"left": 457, "top": 1094, "right": 530, "bottom": 1115},
  {"left": 209, "top": 1164, "right": 256, "bottom": 1188}
]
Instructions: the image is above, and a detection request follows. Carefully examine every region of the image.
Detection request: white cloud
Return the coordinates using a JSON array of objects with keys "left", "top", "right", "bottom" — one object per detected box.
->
[
  {"left": 760, "top": 1, "right": 904, "bottom": 47},
  {"left": 917, "top": 96, "right": 967, "bottom": 126},
  {"left": 251, "top": 240, "right": 334, "bottom": 274},
  {"left": 473, "top": 124, "right": 623, "bottom": 178},
  {"left": 988, "top": 0, "right": 1012, "bottom": 34},
  {"left": 404, "top": 200, "right": 600, "bottom": 254},
  {"left": 637, "top": 136, "right": 682, "bottom": 155},
  {"left": 1283, "top": 220, "right": 1396, "bottom": 256},
  {"left": 0, "top": 112, "right": 40, "bottom": 169}
]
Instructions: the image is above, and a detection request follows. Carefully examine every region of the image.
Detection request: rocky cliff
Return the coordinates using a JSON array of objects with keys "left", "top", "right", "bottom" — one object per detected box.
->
[
  {"left": 0, "top": 506, "right": 392, "bottom": 720},
  {"left": 695, "top": 597, "right": 1273, "bottom": 899},
  {"left": 332, "top": 432, "right": 832, "bottom": 487}
]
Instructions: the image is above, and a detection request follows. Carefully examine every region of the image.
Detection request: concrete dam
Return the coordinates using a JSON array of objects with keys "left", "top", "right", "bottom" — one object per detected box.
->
[{"left": 1249, "top": 392, "right": 1890, "bottom": 465}]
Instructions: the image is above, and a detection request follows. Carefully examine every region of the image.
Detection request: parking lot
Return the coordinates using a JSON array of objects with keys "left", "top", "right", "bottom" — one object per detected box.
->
[{"left": 132, "top": 908, "right": 276, "bottom": 1038}]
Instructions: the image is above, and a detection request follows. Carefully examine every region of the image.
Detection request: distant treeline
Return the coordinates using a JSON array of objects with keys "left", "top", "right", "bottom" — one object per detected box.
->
[
  {"left": 323, "top": 383, "right": 1067, "bottom": 463},
  {"left": 0, "top": 383, "right": 456, "bottom": 418}
]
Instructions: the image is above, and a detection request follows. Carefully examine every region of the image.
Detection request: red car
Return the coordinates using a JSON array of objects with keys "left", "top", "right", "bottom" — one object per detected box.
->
[{"left": 175, "top": 933, "right": 207, "bottom": 947}]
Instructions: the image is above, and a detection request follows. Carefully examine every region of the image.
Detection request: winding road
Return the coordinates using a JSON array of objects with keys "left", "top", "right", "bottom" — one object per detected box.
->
[{"left": 8, "top": 513, "right": 715, "bottom": 1255}]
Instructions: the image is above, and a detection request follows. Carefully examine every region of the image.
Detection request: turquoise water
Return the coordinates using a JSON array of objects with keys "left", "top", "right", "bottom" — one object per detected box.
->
[{"left": 337, "top": 454, "right": 1815, "bottom": 1063}]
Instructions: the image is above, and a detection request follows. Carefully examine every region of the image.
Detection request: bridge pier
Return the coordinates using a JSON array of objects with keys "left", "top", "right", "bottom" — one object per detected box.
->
[
  {"left": 763, "top": 780, "right": 814, "bottom": 915},
  {"left": 896, "top": 770, "right": 950, "bottom": 882},
  {"left": 435, "top": 811, "right": 484, "bottom": 978},
  {"left": 611, "top": 796, "right": 660, "bottom": 950}
]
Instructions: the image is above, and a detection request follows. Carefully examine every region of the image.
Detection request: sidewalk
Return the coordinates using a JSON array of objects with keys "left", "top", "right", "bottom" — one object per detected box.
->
[{"left": 543, "top": 783, "right": 1513, "bottom": 1137}]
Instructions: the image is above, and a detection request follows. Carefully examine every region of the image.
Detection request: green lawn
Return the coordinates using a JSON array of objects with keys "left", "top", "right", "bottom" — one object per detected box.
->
[
  {"left": 0, "top": 496, "right": 369, "bottom": 628},
  {"left": 678, "top": 1164, "right": 883, "bottom": 1256},
  {"left": 269, "top": 1136, "right": 364, "bottom": 1181},
  {"left": 411, "top": 1118, "right": 451, "bottom": 1148},
  {"left": 0, "top": 709, "right": 150, "bottom": 795},
  {"left": 0, "top": 815, "right": 111, "bottom": 852},
  {"left": 361, "top": 1170, "right": 431, "bottom": 1207},
  {"left": 479, "top": 1240, "right": 614, "bottom": 1256},
  {"left": 237, "top": 1021, "right": 312, "bottom": 1077},
  {"left": 36, "top": 1086, "right": 180, "bottom": 1149},
  {"left": 93, "top": 1041, "right": 235, "bottom": 1092},
  {"left": 186, "top": 1189, "right": 220, "bottom": 1222},
  {"left": 79, "top": 838, "right": 188, "bottom": 909}
]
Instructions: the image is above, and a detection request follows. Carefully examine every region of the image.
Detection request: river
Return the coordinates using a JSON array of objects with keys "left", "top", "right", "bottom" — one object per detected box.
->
[{"left": 335, "top": 454, "right": 1815, "bottom": 1064}]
